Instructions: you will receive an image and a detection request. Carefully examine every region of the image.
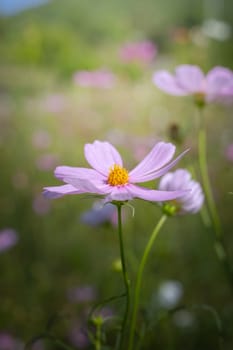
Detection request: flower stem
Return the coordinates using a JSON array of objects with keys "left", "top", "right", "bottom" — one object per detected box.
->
[
  {"left": 128, "top": 214, "right": 167, "bottom": 350},
  {"left": 95, "top": 322, "right": 102, "bottom": 350},
  {"left": 197, "top": 107, "right": 233, "bottom": 286},
  {"left": 198, "top": 126, "right": 221, "bottom": 238},
  {"left": 116, "top": 203, "right": 130, "bottom": 350}
]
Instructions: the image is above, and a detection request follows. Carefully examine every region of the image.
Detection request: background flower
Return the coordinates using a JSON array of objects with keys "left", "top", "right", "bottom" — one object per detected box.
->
[
  {"left": 80, "top": 201, "right": 117, "bottom": 227},
  {"left": 153, "top": 65, "right": 233, "bottom": 104},
  {"left": 73, "top": 69, "right": 116, "bottom": 88},
  {"left": 119, "top": 40, "right": 157, "bottom": 64},
  {"left": 0, "top": 229, "right": 18, "bottom": 253},
  {"left": 158, "top": 168, "right": 204, "bottom": 214}
]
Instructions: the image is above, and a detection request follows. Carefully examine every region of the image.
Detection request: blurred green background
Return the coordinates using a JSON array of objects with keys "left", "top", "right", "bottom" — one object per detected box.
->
[{"left": 0, "top": 0, "right": 233, "bottom": 349}]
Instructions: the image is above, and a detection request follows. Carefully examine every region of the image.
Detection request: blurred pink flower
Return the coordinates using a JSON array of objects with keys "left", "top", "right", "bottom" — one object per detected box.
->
[
  {"left": 42, "top": 94, "right": 66, "bottom": 114},
  {"left": 0, "top": 332, "right": 16, "bottom": 350},
  {"left": 67, "top": 285, "right": 97, "bottom": 303},
  {"left": 73, "top": 69, "right": 116, "bottom": 88},
  {"left": 32, "top": 130, "right": 51, "bottom": 149},
  {"left": 0, "top": 229, "right": 18, "bottom": 253},
  {"left": 153, "top": 65, "right": 233, "bottom": 104},
  {"left": 33, "top": 195, "right": 51, "bottom": 216},
  {"left": 225, "top": 143, "right": 233, "bottom": 162},
  {"left": 36, "top": 154, "right": 59, "bottom": 171},
  {"left": 120, "top": 40, "right": 157, "bottom": 64},
  {"left": 159, "top": 169, "right": 204, "bottom": 214}
]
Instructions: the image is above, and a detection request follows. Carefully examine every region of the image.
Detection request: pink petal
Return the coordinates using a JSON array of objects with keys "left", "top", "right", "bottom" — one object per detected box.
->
[
  {"left": 64, "top": 176, "right": 111, "bottom": 195},
  {"left": 152, "top": 71, "right": 187, "bottom": 95},
  {"left": 55, "top": 166, "right": 105, "bottom": 181},
  {"left": 104, "top": 186, "right": 134, "bottom": 202},
  {"left": 159, "top": 169, "right": 191, "bottom": 191},
  {"left": 175, "top": 65, "right": 205, "bottom": 93},
  {"left": 206, "top": 66, "right": 233, "bottom": 99},
  {"left": 149, "top": 149, "right": 190, "bottom": 180},
  {"left": 43, "top": 184, "right": 80, "bottom": 198},
  {"left": 129, "top": 142, "right": 176, "bottom": 183},
  {"left": 127, "top": 184, "right": 189, "bottom": 202},
  {"left": 84, "top": 141, "right": 123, "bottom": 176}
]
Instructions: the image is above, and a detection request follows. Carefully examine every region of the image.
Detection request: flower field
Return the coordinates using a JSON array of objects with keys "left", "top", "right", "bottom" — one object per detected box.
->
[{"left": 0, "top": 1, "right": 233, "bottom": 349}]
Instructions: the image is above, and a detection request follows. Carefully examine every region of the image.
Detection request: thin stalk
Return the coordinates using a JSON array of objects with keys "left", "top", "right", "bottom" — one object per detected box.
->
[
  {"left": 95, "top": 323, "right": 102, "bottom": 350},
  {"left": 116, "top": 203, "right": 130, "bottom": 350},
  {"left": 197, "top": 107, "right": 233, "bottom": 285},
  {"left": 198, "top": 126, "right": 221, "bottom": 238},
  {"left": 128, "top": 215, "right": 167, "bottom": 350}
]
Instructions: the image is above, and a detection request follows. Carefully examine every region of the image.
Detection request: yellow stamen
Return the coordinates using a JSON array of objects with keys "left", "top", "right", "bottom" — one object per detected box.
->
[{"left": 107, "top": 164, "right": 129, "bottom": 186}]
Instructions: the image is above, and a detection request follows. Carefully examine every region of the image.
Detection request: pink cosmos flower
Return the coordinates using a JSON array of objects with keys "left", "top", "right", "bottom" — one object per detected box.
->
[
  {"left": 158, "top": 169, "right": 204, "bottom": 214},
  {"left": 153, "top": 65, "right": 233, "bottom": 104},
  {"left": 73, "top": 69, "right": 116, "bottom": 88},
  {"left": 120, "top": 40, "right": 157, "bottom": 64},
  {"left": 43, "top": 140, "right": 189, "bottom": 203}
]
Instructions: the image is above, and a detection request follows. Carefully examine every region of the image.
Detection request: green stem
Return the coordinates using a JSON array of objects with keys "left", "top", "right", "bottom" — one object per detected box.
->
[
  {"left": 116, "top": 203, "right": 130, "bottom": 350},
  {"left": 197, "top": 107, "right": 233, "bottom": 286},
  {"left": 128, "top": 215, "right": 167, "bottom": 350},
  {"left": 198, "top": 126, "right": 221, "bottom": 239},
  {"left": 95, "top": 323, "right": 102, "bottom": 350}
]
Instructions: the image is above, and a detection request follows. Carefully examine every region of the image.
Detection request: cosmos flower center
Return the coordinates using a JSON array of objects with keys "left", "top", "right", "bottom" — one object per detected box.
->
[{"left": 107, "top": 164, "right": 129, "bottom": 186}]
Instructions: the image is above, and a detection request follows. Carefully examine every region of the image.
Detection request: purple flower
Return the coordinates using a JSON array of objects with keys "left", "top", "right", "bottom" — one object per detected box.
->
[
  {"left": 68, "top": 323, "right": 89, "bottom": 349},
  {"left": 153, "top": 65, "right": 233, "bottom": 105},
  {"left": 92, "top": 306, "right": 115, "bottom": 322},
  {"left": 80, "top": 201, "right": 117, "bottom": 227},
  {"left": 0, "top": 332, "right": 15, "bottom": 350},
  {"left": 158, "top": 169, "right": 204, "bottom": 214},
  {"left": 0, "top": 229, "right": 18, "bottom": 253},
  {"left": 43, "top": 140, "right": 189, "bottom": 203},
  {"left": 73, "top": 69, "right": 116, "bottom": 88},
  {"left": 0, "top": 332, "right": 23, "bottom": 350},
  {"left": 120, "top": 40, "right": 157, "bottom": 64}
]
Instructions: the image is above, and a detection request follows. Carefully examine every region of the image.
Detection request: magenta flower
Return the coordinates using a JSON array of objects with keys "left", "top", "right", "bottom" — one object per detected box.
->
[
  {"left": 120, "top": 40, "right": 157, "bottom": 64},
  {"left": 153, "top": 65, "right": 233, "bottom": 104},
  {"left": 158, "top": 169, "right": 204, "bottom": 214},
  {"left": 73, "top": 69, "right": 116, "bottom": 88},
  {"left": 43, "top": 140, "right": 189, "bottom": 203}
]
